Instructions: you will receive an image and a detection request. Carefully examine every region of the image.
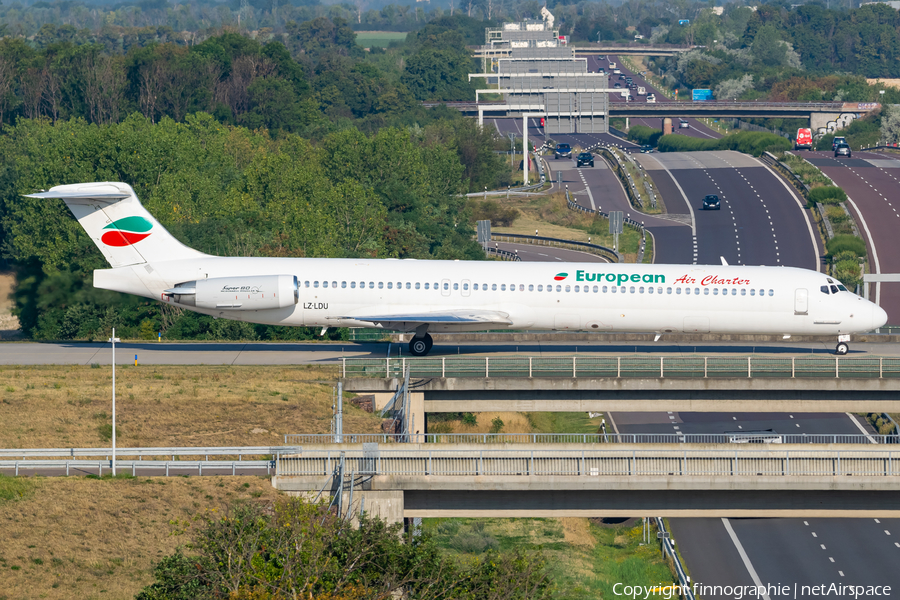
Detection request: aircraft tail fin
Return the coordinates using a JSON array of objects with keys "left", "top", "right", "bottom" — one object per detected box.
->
[{"left": 25, "top": 182, "right": 207, "bottom": 268}]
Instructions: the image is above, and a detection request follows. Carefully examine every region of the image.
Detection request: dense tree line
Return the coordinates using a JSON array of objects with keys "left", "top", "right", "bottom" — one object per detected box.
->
[
  {"left": 0, "top": 113, "right": 504, "bottom": 341},
  {"left": 0, "top": 17, "right": 480, "bottom": 134},
  {"left": 137, "top": 498, "right": 550, "bottom": 600}
]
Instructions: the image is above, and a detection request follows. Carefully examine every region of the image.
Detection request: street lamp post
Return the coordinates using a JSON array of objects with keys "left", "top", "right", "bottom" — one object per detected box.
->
[{"left": 108, "top": 328, "right": 120, "bottom": 475}]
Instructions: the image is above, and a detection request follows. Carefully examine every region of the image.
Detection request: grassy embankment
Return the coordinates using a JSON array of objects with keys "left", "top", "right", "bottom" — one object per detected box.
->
[{"left": 480, "top": 192, "right": 646, "bottom": 261}]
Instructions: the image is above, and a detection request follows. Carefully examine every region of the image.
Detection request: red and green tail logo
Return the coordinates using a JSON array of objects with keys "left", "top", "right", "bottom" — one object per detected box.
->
[
  {"left": 101, "top": 216, "right": 152, "bottom": 247},
  {"left": 554, "top": 273, "right": 568, "bottom": 281}
]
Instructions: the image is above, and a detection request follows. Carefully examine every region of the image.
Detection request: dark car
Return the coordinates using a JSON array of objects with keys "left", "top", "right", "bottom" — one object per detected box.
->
[
  {"left": 834, "top": 143, "right": 851, "bottom": 158},
  {"left": 832, "top": 136, "right": 847, "bottom": 150},
  {"left": 555, "top": 143, "right": 572, "bottom": 159},
  {"left": 701, "top": 194, "right": 721, "bottom": 210},
  {"left": 613, "top": 82, "right": 622, "bottom": 88},
  {"left": 576, "top": 152, "right": 594, "bottom": 167},
  {"left": 640, "top": 145, "right": 654, "bottom": 154}
]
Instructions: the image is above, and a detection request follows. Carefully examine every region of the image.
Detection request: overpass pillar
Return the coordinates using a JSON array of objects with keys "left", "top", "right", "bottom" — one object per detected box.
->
[
  {"left": 288, "top": 490, "right": 404, "bottom": 527},
  {"left": 810, "top": 112, "right": 842, "bottom": 134},
  {"left": 478, "top": 107, "right": 484, "bottom": 128}
]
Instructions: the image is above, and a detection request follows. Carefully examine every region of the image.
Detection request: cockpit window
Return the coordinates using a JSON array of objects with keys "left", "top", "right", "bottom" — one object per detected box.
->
[
  {"left": 830, "top": 285, "right": 839, "bottom": 294},
  {"left": 820, "top": 285, "right": 829, "bottom": 294},
  {"left": 838, "top": 285, "right": 848, "bottom": 292}
]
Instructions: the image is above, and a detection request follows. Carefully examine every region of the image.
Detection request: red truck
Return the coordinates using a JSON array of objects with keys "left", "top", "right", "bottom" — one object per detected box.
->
[{"left": 795, "top": 128, "right": 813, "bottom": 150}]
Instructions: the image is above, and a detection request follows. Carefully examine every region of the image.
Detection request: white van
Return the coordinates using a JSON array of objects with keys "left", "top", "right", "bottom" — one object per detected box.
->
[
  {"left": 646, "top": 94, "right": 656, "bottom": 103},
  {"left": 637, "top": 86, "right": 646, "bottom": 96},
  {"left": 608, "top": 62, "right": 617, "bottom": 70}
]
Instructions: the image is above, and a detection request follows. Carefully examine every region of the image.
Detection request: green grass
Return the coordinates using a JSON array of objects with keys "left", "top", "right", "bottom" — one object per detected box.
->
[
  {"left": 526, "top": 412, "right": 605, "bottom": 434},
  {"left": 0, "top": 474, "right": 36, "bottom": 503},
  {"left": 355, "top": 31, "right": 407, "bottom": 48},
  {"left": 424, "top": 517, "right": 675, "bottom": 599}
]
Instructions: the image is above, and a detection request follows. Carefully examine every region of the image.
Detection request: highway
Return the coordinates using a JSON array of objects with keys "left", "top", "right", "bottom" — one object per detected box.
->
[
  {"left": 586, "top": 54, "right": 721, "bottom": 139},
  {"left": 804, "top": 150, "right": 900, "bottom": 322},
  {"left": 611, "top": 410, "right": 900, "bottom": 599}
]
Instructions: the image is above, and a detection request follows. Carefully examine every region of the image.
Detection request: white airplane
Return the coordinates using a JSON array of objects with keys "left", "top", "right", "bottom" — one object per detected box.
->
[{"left": 28, "top": 182, "right": 886, "bottom": 356}]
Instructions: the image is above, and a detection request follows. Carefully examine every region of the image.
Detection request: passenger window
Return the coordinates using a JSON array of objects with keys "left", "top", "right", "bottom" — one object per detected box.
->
[
  {"left": 473, "top": 284, "right": 478, "bottom": 291},
  {"left": 378, "top": 282, "right": 383, "bottom": 289},
  {"left": 750, "top": 289, "right": 755, "bottom": 296},
  {"left": 369, "top": 282, "right": 374, "bottom": 289},
  {"left": 602, "top": 286, "right": 608, "bottom": 293},
  {"left": 424, "top": 283, "right": 429, "bottom": 290},
  {"left": 387, "top": 282, "right": 393, "bottom": 289},
  {"left": 501, "top": 284, "right": 506, "bottom": 291},
  {"left": 305, "top": 281, "right": 310, "bottom": 288},
  {"left": 537, "top": 285, "right": 543, "bottom": 291},
  {"left": 657, "top": 287, "right": 662, "bottom": 294},
  {"left": 639, "top": 286, "right": 644, "bottom": 294},
  {"left": 492, "top": 284, "right": 497, "bottom": 291},
  {"left": 453, "top": 283, "right": 458, "bottom": 291},
  {"left": 314, "top": 281, "right": 319, "bottom": 288},
  {"left": 667, "top": 287, "right": 672, "bottom": 294},
  {"left": 694, "top": 288, "right": 699, "bottom": 295},
  {"left": 629, "top": 286, "right": 635, "bottom": 293},
  {"left": 463, "top": 283, "right": 469, "bottom": 290},
  {"left": 556, "top": 285, "right": 562, "bottom": 292},
  {"left": 342, "top": 282, "right": 347, "bottom": 288},
  {"left": 323, "top": 281, "right": 329, "bottom": 288},
  {"left": 713, "top": 288, "right": 718, "bottom": 295},
  {"left": 520, "top": 284, "right": 525, "bottom": 292},
  {"left": 350, "top": 282, "right": 356, "bottom": 289},
  {"left": 565, "top": 285, "right": 571, "bottom": 292},
  {"left": 769, "top": 290, "right": 774, "bottom": 296},
  {"left": 741, "top": 289, "right": 746, "bottom": 296},
  {"left": 415, "top": 283, "right": 420, "bottom": 290},
  {"left": 703, "top": 288, "right": 709, "bottom": 295},
  {"left": 676, "top": 288, "right": 681, "bottom": 295},
  {"left": 685, "top": 288, "right": 690, "bottom": 295},
  {"left": 574, "top": 285, "right": 580, "bottom": 292},
  {"left": 611, "top": 286, "right": 617, "bottom": 293},
  {"left": 759, "top": 289, "right": 764, "bottom": 296},
  {"left": 443, "top": 283, "right": 449, "bottom": 290},
  {"left": 731, "top": 289, "right": 737, "bottom": 295},
  {"left": 593, "top": 286, "right": 598, "bottom": 293},
  {"left": 529, "top": 284, "right": 534, "bottom": 291},
  {"left": 830, "top": 285, "right": 839, "bottom": 294}
]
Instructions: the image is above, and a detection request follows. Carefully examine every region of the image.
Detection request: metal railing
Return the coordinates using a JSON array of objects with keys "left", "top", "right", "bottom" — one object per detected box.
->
[
  {"left": 489, "top": 233, "right": 619, "bottom": 262},
  {"left": 276, "top": 448, "right": 900, "bottom": 478},
  {"left": 0, "top": 445, "right": 295, "bottom": 460},
  {"left": 285, "top": 432, "right": 888, "bottom": 445},
  {"left": 0, "top": 459, "right": 274, "bottom": 477},
  {"left": 342, "top": 355, "right": 900, "bottom": 379}
]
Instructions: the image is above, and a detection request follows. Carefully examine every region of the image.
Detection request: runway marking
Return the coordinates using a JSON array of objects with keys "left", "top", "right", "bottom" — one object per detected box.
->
[{"left": 721, "top": 518, "right": 771, "bottom": 600}]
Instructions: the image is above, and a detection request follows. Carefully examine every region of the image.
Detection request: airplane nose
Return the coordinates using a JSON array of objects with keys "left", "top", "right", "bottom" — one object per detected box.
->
[{"left": 872, "top": 304, "right": 888, "bottom": 330}]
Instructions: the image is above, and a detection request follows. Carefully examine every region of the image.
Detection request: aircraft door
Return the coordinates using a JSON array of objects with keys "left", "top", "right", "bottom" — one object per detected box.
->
[
  {"left": 794, "top": 288, "right": 809, "bottom": 315},
  {"left": 461, "top": 279, "right": 471, "bottom": 297},
  {"left": 441, "top": 278, "right": 451, "bottom": 297}
]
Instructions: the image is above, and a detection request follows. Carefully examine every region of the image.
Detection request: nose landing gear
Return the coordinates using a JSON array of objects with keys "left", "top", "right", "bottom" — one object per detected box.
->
[{"left": 835, "top": 342, "right": 849, "bottom": 356}]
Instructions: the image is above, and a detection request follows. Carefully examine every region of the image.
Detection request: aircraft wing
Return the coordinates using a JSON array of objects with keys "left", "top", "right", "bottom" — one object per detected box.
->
[{"left": 333, "top": 309, "right": 512, "bottom": 329}]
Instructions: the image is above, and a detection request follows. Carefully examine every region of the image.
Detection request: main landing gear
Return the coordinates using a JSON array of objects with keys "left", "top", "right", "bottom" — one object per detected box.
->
[
  {"left": 835, "top": 335, "right": 850, "bottom": 356},
  {"left": 409, "top": 333, "right": 434, "bottom": 357}
]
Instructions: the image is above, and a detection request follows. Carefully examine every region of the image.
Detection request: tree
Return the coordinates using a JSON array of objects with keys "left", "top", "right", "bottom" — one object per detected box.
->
[{"left": 751, "top": 25, "right": 788, "bottom": 67}]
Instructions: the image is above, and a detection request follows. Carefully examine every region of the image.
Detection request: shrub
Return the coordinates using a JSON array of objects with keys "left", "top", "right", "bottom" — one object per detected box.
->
[
  {"left": 834, "top": 259, "right": 861, "bottom": 290},
  {"left": 627, "top": 125, "right": 663, "bottom": 147},
  {"left": 657, "top": 131, "right": 790, "bottom": 156},
  {"left": 825, "top": 235, "right": 866, "bottom": 258},
  {"left": 470, "top": 199, "right": 518, "bottom": 226},
  {"left": 490, "top": 417, "right": 504, "bottom": 433},
  {"left": 462, "top": 412, "right": 477, "bottom": 426},
  {"left": 809, "top": 186, "right": 847, "bottom": 204}
]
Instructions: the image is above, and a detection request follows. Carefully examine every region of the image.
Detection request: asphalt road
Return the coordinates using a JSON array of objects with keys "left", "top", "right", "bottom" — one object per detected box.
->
[
  {"left": 804, "top": 150, "right": 900, "bottom": 322},
  {"left": 637, "top": 151, "right": 821, "bottom": 270},
  {"left": 493, "top": 241, "right": 609, "bottom": 263},
  {"left": 1, "top": 339, "right": 898, "bottom": 365},
  {"left": 611, "top": 411, "right": 900, "bottom": 599},
  {"left": 586, "top": 54, "right": 722, "bottom": 139}
]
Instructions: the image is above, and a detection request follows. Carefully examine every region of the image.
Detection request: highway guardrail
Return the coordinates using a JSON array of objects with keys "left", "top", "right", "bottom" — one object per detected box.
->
[
  {"left": 276, "top": 448, "right": 900, "bottom": 478},
  {"left": 342, "top": 355, "right": 900, "bottom": 379},
  {"left": 284, "top": 433, "right": 889, "bottom": 445},
  {"left": 489, "top": 232, "right": 619, "bottom": 262},
  {"left": 0, "top": 445, "right": 297, "bottom": 459},
  {"left": 0, "top": 459, "right": 273, "bottom": 477}
]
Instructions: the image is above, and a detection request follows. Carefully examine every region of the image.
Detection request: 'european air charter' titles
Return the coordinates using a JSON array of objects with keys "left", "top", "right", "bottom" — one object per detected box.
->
[
  {"left": 575, "top": 271, "right": 666, "bottom": 284},
  {"left": 675, "top": 275, "right": 752, "bottom": 286}
]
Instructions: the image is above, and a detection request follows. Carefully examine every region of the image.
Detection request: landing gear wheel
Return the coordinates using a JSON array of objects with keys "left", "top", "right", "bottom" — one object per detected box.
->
[
  {"left": 835, "top": 342, "right": 849, "bottom": 356},
  {"left": 409, "top": 333, "right": 433, "bottom": 357}
]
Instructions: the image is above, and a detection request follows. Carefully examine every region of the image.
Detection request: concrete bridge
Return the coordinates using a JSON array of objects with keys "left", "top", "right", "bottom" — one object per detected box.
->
[
  {"left": 273, "top": 444, "right": 900, "bottom": 521},
  {"left": 471, "top": 43, "right": 698, "bottom": 59},
  {"left": 428, "top": 101, "right": 880, "bottom": 131}
]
